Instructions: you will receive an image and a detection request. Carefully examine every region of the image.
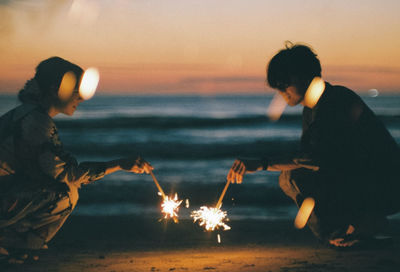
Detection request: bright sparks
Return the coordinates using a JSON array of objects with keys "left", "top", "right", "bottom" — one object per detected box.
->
[
  {"left": 79, "top": 67, "right": 99, "bottom": 100},
  {"left": 191, "top": 206, "right": 231, "bottom": 231},
  {"left": 161, "top": 193, "right": 183, "bottom": 223}
]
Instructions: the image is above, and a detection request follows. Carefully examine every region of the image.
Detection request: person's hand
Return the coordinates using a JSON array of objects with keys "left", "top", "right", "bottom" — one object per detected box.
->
[
  {"left": 120, "top": 156, "right": 153, "bottom": 174},
  {"left": 226, "top": 158, "right": 264, "bottom": 184}
]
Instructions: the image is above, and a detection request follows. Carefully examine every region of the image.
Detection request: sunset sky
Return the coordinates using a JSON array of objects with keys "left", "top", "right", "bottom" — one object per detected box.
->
[{"left": 0, "top": 0, "right": 399, "bottom": 94}]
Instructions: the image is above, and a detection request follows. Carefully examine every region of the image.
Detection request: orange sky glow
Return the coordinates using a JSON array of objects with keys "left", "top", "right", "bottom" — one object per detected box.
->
[{"left": 0, "top": 0, "right": 399, "bottom": 95}]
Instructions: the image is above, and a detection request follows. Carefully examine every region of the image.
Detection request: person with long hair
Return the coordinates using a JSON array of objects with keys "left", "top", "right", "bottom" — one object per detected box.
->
[{"left": 0, "top": 57, "right": 152, "bottom": 263}]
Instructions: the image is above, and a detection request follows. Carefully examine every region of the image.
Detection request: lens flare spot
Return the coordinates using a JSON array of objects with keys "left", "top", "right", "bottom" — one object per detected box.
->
[
  {"left": 267, "top": 92, "right": 287, "bottom": 121},
  {"left": 69, "top": 0, "right": 100, "bottom": 26},
  {"left": 58, "top": 71, "right": 76, "bottom": 101},
  {"left": 79, "top": 67, "right": 99, "bottom": 100},
  {"left": 294, "top": 197, "right": 315, "bottom": 229},
  {"left": 304, "top": 77, "right": 325, "bottom": 108},
  {"left": 368, "top": 89, "right": 379, "bottom": 97}
]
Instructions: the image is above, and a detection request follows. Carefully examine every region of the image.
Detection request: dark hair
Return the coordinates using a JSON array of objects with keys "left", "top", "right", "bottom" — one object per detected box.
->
[
  {"left": 267, "top": 43, "right": 321, "bottom": 95},
  {"left": 18, "top": 57, "right": 83, "bottom": 106}
]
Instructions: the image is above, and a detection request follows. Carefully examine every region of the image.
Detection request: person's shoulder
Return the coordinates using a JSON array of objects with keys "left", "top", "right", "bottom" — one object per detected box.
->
[
  {"left": 328, "top": 83, "right": 360, "bottom": 100},
  {"left": 19, "top": 105, "right": 57, "bottom": 140}
]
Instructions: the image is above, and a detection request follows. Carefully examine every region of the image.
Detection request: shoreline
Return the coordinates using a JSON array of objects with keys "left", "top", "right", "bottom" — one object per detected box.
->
[{"left": 2, "top": 216, "right": 400, "bottom": 271}]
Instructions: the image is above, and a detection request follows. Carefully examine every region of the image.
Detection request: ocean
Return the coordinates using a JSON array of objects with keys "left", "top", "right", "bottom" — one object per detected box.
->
[{"left": 1, "top": 94, "right": 400, "bottom": 221}]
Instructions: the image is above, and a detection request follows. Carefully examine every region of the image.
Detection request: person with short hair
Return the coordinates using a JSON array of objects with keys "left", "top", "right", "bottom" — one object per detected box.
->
[
  {"left": 227, "top": 43, "right": 400, "bottom": 247},
  {"left": 0, "top": 57, "right": 152, "bottom": 263}
]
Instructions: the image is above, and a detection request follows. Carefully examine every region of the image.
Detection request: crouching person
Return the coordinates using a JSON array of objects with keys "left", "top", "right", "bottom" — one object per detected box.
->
[{"left": 0, "top": 57, "right": 152, "bottom": 263}]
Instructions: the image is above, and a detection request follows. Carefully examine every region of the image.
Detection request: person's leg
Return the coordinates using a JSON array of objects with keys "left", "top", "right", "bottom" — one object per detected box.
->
[
  {"left": 1, "top": 184, "right": 79, "bottom": 262},
  {"left": 278, "top": 170, "right": 350, "bottom": 242},
  {"left": 278, "top": 170, "right": 303, "bottom": 206},
  {"left": 25, "top": 184, "right": 79, "bottom": 249}
]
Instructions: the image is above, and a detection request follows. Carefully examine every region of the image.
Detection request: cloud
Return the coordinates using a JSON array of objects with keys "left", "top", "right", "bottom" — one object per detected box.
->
[
  {"left": 0, "top": 0, "right": 12, "bottom": 5},
  {"left": 98, "top": 63, "right": 219, "bottom": 72},
  {"left": 325, "top": 65, "right": 400, "bottom": 74},
  {"left": 180, "top": 76, "right": 265, "bottom": 84},
  {"left": 133, "top": 75, "right": 266, "bottom": 94}
]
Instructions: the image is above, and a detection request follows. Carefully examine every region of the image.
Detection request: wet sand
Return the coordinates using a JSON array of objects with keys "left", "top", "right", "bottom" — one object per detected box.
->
[{"left": 2, "top": 216, "right": 400, "bottom": 272}]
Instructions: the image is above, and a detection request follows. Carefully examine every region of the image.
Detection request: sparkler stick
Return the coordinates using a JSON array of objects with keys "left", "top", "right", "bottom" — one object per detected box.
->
[
  {"left": 216, "top": 178, "right": 231, "bottom": 209},
  {"left": 149, "top": 170, "right": 166, "bottom": 199}
]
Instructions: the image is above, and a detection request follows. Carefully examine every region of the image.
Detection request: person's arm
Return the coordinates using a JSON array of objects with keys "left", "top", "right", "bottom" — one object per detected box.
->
[
  {"left": 79, "top": 157, "right": 152, "bottom": 176},
  {"left": 40, "top": 147, "right": 152, "bottom": 187},
  {"left": 267, "top": 157, "right": 319, "bottom": 171},
  {"left": 227, "top": 156, "right": 319, "bottom": 184},
  {"left": 20, "top": 112, "right": 152, "bottom": 188}
]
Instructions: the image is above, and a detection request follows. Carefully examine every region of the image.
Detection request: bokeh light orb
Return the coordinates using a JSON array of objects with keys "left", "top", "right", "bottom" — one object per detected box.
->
[
  {"left": 58, "top": 71, "right": 77, "bottom": 101},
  {"left": 79, "top": 67, "right": 99, "bottom": 100}
]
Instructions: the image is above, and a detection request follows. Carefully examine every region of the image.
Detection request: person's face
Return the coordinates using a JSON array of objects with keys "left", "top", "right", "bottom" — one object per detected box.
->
[
  {"left": 58, "top": 91, "right": 84, "bottom": 116},
  {"left": 278, "top": 85, "right": 304, "bottom": 107}
]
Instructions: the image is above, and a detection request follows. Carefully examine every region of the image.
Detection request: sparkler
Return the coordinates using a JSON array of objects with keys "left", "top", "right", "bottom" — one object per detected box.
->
[
  {"left": 191, "top": 206, "right": 231, "bottom": 231},
  {"left": 191, "top": 178, "right": 232, "bottom": 231},
  {"left": 149, "top": 170, "right": 182, "bottom": 223}
]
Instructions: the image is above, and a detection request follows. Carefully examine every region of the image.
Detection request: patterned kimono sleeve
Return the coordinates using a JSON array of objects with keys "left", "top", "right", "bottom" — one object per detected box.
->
[
  {"left": 21, "top": 111, "right": 106, "bottom": 187},
  {"left": 38, "top": 136, "right": 106, "bottom": 187}
]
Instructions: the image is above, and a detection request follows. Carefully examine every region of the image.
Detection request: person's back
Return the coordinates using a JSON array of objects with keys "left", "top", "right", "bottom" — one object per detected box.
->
[
  {"left": 301, "top": 83, "right": 400, "bottom": 220},
  {"left": 0, "top": 104, "right": 40, "bottom": 193}
]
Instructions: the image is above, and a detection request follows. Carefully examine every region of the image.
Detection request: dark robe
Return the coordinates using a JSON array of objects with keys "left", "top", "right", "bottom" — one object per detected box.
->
[{"left": 275, "top": 82, "right": 400, "bottom": 239}]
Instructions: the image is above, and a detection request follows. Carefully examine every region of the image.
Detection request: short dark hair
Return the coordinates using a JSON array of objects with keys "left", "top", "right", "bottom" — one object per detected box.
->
[
  {"left": 267, "top": 43, "right": 321, "bottom": 95},
  {"left": 19, "top": 56, "right": 83, "bottom": 105}
]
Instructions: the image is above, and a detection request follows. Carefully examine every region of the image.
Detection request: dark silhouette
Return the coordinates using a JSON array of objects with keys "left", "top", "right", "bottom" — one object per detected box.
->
[
  {"left": 227, "top": 43, "right": 400, "bottom": 247},
  {"left": 0, "top": 57, "right": 152, "bottom": 263}
]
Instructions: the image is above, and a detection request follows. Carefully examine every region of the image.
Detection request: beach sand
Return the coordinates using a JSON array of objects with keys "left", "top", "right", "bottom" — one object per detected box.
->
[{"left": 2, "top": 216, "right": 400, "bottom": 272}]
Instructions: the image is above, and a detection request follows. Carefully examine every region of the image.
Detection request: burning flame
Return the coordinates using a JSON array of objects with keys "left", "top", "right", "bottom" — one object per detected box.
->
[
  {"left": 191, "top": 206, "right": 231, "bottom": 231},
  {"left": 161, "top": 193, "right": 183, "bottom": 223},
  {"left": 79, "top": 67, "right": 99, "bottom": 100}
]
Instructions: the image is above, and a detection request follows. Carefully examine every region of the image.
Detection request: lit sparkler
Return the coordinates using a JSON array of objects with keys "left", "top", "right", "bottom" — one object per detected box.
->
[
  {"left": 191, "top": 178, "right": 232, "bottom": 231},
  {"left": 149, "top": 170, "right": 182, "bottom": 223},
  {"left": 191, "top": 206, "right": 231, "bottom": 231},
  {"left": 161, "top": 193, "right": 183, "bottom": 223}
]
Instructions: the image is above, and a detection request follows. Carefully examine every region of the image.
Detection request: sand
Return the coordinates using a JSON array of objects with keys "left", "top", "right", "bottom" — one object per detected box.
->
[{"left": 1, "top": 216, "right": 399, "bottom": 272}]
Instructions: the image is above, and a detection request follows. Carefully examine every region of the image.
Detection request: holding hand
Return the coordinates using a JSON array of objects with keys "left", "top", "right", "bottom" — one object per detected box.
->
[
  {"left": 227, "top": 158, "right": 266, "bottom": 184},
  {"left": 120, "top": 156, "right": 153, "bottom": 174}
]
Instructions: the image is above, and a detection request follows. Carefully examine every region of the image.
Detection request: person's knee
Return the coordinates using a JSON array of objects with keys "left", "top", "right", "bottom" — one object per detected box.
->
[
  {"left": 67, "top": 184, "right": 79, "bottom": 210},
  {"left": 279, "top": 170, "right": 300, "bottom": 199}
]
